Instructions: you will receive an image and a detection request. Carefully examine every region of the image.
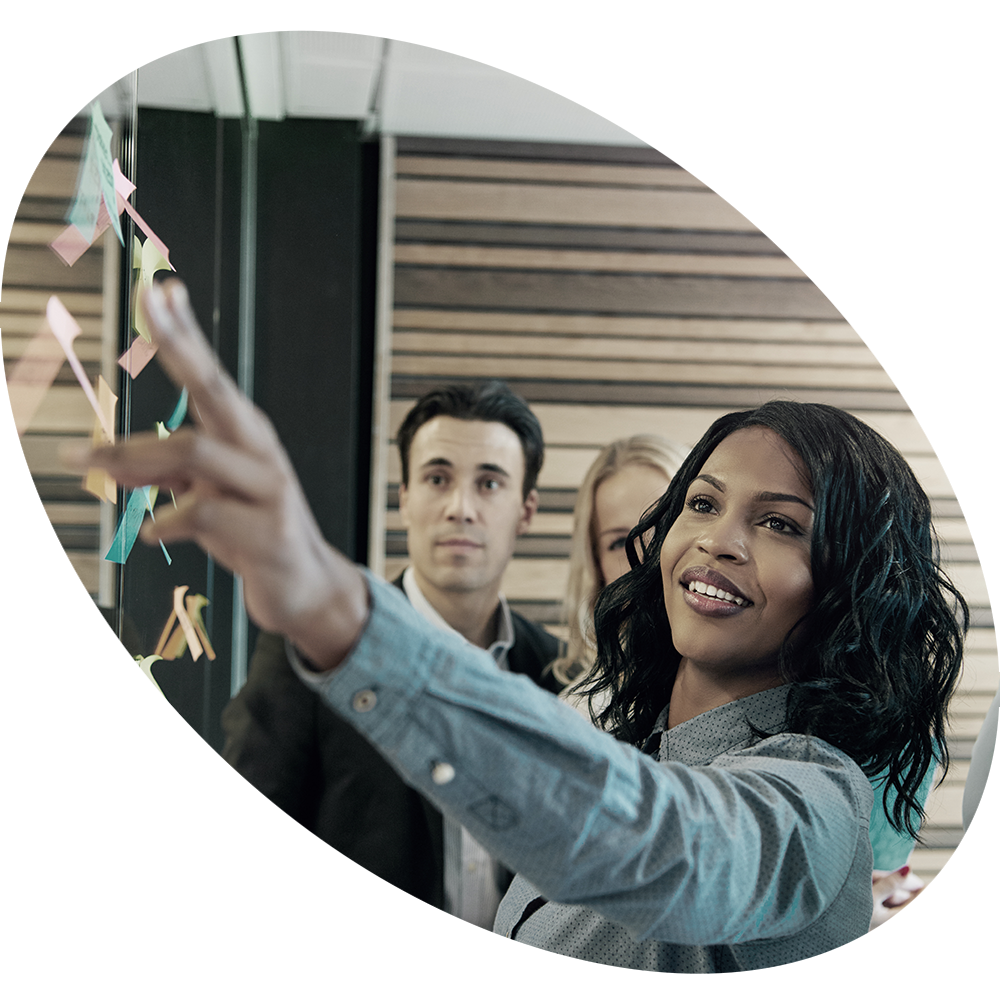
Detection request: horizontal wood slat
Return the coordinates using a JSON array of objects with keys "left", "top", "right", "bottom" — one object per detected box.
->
[
  {"left": 395, "top": 221, "right": 784, "bottom": 256},
  {"left": 390, "top": 353, "right": 895, "bottom": 390},
  {"left": 394, "top": 244, "right": 807, "bottom": 278},
  {"left": 396, "top": 155, "right": 709, "bottom": 189},
  {"left": 1, "top": 289, "right": 104, "bottom": 313},
  {"left": 389, "top": 401, "right": 939, "bottom": 453},
  {"left": 393, "top": 309, "right": 860, "bottom": 343},
  {"left": 396, "top": 178, "right": 758, "bottom": 230},
  {"left": 391, "top": 331, "right": 879, "bottom": 367},
  {"left": 3, "top": 245, "right": 104, "bottom": 290},
  {"left": 394, "top": 267, "right": 845, "bottom": 319}
]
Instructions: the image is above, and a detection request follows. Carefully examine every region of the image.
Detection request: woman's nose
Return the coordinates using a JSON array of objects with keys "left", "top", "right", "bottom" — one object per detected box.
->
[{"left": 696, "top": 516, "right": 748, "bottom": 562}]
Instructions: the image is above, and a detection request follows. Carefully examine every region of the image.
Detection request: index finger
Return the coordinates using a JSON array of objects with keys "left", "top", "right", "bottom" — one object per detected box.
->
[{"left": 142, "top": 279, "right": 267, "bottom": 449}]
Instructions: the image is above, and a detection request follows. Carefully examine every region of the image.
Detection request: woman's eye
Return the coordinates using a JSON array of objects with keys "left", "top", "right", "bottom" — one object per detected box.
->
[
  {"left": 762, "top": 515, "right": 796, "bottom": 534},
  {"left": 686, "top": 495, "right": 715, "bottom": 514},
  {"left": 608, "top": 536, "right": 627, "bottom": 552}
]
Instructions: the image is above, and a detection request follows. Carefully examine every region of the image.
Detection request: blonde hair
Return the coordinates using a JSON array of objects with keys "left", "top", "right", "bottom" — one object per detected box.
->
[{"left": 551, "top": 435, "right": 690, "bottom": 686}]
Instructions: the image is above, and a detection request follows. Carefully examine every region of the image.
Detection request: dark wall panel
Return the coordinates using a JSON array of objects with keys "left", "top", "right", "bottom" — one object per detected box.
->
[{"left": 253, "top": 119, "right": 377, "bottom": 563}]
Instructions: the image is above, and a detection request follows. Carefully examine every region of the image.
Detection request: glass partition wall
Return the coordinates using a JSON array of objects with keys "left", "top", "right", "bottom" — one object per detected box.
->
[{"left": 2, "top": 53, "right": 378, "bottom": 751}]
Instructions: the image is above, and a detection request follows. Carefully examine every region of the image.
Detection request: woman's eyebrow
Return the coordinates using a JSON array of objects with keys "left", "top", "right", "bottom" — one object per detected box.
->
[
  {"left": 755, "top": 491, "right": 814, "bottom": 510},
  {"left": 692, "top": 475, "right": 813, "bottom": 510}
]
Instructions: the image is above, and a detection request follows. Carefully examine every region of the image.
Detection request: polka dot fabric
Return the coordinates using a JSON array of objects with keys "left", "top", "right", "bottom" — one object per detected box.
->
[{"left": 494, "top": 687, "right": 874, "bottom": 973}]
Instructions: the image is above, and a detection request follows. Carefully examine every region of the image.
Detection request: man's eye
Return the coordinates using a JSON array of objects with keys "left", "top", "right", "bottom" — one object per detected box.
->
[{"left": 481, "top": 478, "right": 501, "bottom": 491}]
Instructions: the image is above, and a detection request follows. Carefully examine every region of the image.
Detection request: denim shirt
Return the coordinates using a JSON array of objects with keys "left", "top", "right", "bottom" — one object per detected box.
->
[{"left": 293, "top": 572, "right": 874, "bottom": 973}]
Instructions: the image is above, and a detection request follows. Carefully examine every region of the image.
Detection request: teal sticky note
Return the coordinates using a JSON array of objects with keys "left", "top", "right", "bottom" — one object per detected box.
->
[
  {"left": 104, "top": 487, "right": 150, "bottom": 564},
  {"left": 166, "top": 387, "right": 188, "bottom": 431},
  {"left": 67, "top": 126, "right": 102, "bottom": 244},
  {"left": 141, "top": 486, "right": 173, "bottom": 566},
  {"left": 90, "top": 101, "right": 123, "bottom": 245}
]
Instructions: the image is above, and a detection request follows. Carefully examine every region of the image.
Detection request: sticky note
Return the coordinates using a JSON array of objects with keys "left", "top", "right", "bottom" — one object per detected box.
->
[
  {"left": 135, "top": 655, "right": 164, "bottom": 694},
  {"left": 184, "top": 593, "right": 216, "bottom": 660},
  {"left": 133, "top": 236, "right": 174, "bottom": 343},
  {"left": 166, "top": 387, "right": 188, "bottom": 431},
  {"left": 66, "top": 101, "right": 122, "bottom": 247},
  {"left": 104, "top": 487, "right": 150, "bottom": 564},
  {"left": 5, "top": 317, "right": 66, "bottom": 435},
  {"left": 46, "top": 296, "right": 114, "bottom": 441},
  {"left": 83, "top": 375, "right": 118, "bottom": 503},
  {"left": 90, "top": 101, "right": 123, "bottom": 245},
  {"left": 141, "top": 486, "right": 172, "bottom": 566},
  {"left": 153, "top": 590, "right": 215, "bottom": 662},
  {"left": 113, "top": 160, "right": 173, "bottom": 272},
  {"left": 117, "top": 336, "right": 158, "bottom": 378}
]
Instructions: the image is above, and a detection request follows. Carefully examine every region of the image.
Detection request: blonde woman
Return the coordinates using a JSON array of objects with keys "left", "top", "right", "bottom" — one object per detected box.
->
[{"left": 552, "top": 435, "right": 690, "bottom": 693}]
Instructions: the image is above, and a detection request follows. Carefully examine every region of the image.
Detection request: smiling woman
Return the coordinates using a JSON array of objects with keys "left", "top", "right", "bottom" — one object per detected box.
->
[
  {"left": 82, "top": 284, "right": 968, "bottom": 973},
  {"left": 586, "top": 402, "right": 967, "bottom": 838}
]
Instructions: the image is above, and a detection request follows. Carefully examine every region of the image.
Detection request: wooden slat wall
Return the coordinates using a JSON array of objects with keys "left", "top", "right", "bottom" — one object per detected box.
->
[
  {"left": 2, "top": 128, "right": 114, "bottom": 600},
  {"left": 380, "top": 136, "right": 997, "bottom": 884}
]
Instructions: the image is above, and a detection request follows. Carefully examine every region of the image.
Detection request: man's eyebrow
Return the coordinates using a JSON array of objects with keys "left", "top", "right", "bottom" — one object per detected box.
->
[
  {"left": 477, "top": 463, "right": 510, "bottom": 477},
  {"left": 418, "top": 459, "right": 511, "bottom": 478},
  {"left": 692, "top": 474, "right": 813, "bottom": 510}
]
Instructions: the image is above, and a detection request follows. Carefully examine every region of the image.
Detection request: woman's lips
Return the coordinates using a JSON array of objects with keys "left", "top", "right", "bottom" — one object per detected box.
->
[{"left": 678, "top": 566, "right": 752, "bottom": 617}]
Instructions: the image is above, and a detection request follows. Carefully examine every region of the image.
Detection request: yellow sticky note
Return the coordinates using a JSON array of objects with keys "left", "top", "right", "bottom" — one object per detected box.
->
[{"left": 84, "top": 376, "right": 117, "bottom": 503}]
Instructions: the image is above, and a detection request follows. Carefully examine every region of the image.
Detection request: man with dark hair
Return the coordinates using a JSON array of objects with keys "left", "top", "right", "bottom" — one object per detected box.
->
[{"left": 221, "top": 380, "right": 562, "bottom": 927}]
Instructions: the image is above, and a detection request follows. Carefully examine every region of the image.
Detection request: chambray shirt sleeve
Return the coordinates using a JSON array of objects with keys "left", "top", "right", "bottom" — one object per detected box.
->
[{"left": 293, "top": 571, "right": 869, "bottom": 945}]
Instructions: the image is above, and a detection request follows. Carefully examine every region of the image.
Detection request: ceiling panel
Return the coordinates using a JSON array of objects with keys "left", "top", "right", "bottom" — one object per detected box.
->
[{"left": 132, "top": 31, "right": 647, "bottom": 148}]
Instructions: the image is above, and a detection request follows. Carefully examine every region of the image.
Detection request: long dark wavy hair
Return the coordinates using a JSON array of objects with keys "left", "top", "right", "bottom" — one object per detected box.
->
[{"left": 585, "top": 401, "right": 967, "bottom": 837}]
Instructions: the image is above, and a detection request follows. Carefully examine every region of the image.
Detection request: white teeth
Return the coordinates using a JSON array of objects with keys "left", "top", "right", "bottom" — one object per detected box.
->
[{"left": 687, "top": 580, "right": 747, "bottom": 606}]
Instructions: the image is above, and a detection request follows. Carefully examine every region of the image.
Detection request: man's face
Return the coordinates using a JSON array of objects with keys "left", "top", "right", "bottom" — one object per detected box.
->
[{"left": 399, "top": 416, "right": 538, "bottom": 599}]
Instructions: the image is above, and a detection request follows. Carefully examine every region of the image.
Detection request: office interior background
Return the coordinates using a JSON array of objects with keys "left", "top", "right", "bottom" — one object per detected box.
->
[{"left": 2, "top": 31, "right": 994, "bottom": 894}]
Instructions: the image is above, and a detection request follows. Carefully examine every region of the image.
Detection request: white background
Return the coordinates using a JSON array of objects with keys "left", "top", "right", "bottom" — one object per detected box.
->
[{"left": 2, "top": 3, "right": 996, "bottom": 996}]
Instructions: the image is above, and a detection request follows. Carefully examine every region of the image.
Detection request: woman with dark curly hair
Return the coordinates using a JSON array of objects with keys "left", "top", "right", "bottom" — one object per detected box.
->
[
  {"left": 87, "top": 281, "right": 968, "bottom": 974},
  {"left": 583, "top": 401, "right": 965, "bottom": 845}
]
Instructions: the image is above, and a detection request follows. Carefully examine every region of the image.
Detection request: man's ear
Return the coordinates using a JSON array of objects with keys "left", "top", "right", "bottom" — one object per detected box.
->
[
  {"left": 398, "top": 481, "right": 410, "bottom": 528},
  {"left": 517, "top": 488, "right": 539, "bottom": 535}
]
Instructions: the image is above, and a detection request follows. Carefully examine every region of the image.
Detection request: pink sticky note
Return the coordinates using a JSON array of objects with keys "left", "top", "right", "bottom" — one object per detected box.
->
[
  {"left": 46, "top": 296, "right": 114, "bottom": 441},
  {"left": 51, "top": 180, "right": 116, "bottom": 266},
  {"left": 117, "top": 336, "right": 158, "bottom": 378},
  {"left": 112, "top": 159, "right": 173, "bottom": 270},
  {"left": 121, "top": 200, "right": 173, "bottom": 271},
  {"left": 112, "top": 158, "right": 136, "bottom": 209},
  {"left": 50, "top": 225, "right": 92, "bottom": 266},
  {"left": 5, "top": 321, "right": 66, "bottom": 435},
  {"left": 172, "top": 585, "right": 204, "bottom": 662}
]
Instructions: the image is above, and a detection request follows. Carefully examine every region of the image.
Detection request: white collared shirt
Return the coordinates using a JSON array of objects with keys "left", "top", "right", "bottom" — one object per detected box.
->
[{"left": 401, "top": 566, "right": 514, "bottom": 929}]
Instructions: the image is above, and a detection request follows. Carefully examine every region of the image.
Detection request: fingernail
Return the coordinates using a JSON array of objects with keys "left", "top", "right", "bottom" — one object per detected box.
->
[
  {"left": 897, "top": 865, "right": 910, "bottom": 877},
  {"left": 58, "top": 440, "right": 94, "bottom": 470}
]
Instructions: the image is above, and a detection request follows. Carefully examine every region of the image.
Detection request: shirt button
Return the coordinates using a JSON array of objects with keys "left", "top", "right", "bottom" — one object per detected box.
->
[
  {"left": 430, "top": 762, "right": 455, "bottom": 785},
  {"left": 351, "top": 689, "right": 377, "bottom": 713}
]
